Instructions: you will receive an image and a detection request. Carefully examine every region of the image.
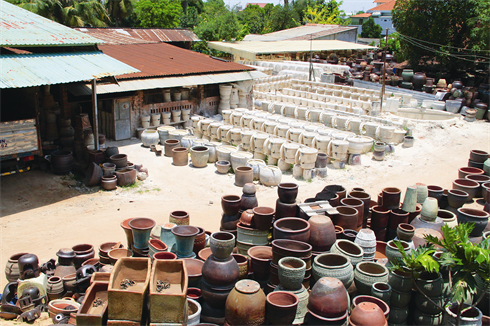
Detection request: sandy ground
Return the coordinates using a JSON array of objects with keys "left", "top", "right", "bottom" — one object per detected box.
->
[{"left": 0, "top": 114, "right": 489, "bottom": 325}]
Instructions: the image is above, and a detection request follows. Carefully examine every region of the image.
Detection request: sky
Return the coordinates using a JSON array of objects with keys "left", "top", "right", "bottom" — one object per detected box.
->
[{"left": 225, "top": 0, "right": 376, "bottom": 14}]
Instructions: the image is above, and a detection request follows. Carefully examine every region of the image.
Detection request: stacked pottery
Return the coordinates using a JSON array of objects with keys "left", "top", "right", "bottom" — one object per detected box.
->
[
  {"left": 248, "top": 246, "right": 272, "bottom": 287},
  {"left": 370, "top": 205, "right": 390, "bottom": 241},
  {"left": 275, "top": 183, "right": 299, "bottom": 220},
  {"left": 373, "top": 141, "right": 386, "bottom": 161},
  {"left": 201, "top": 232, "right": 239, "bottom": 324},
  {"left": 305, "top": 277, "right": 349, "bottom": 325},
  {"left": 160, "top": 222, "right": 177, "bottom": 254},
  {"left": 312, "top": 253, "right": 353, "bottom": 289},
  {"left": 413, "top": 272, "right": 444, "bottom": 325},
  {"left": 220, "top": 195, "right": 241, "bottom": 233},
  {"left": 172, "top": 225, "right": 199, "bottom": 259},
  {"left": 388, "top": 268, "right": 413, "bottom": 323},
  {"left": 354, "top": 262, "right": 389, "bottom": 295},
  {"left": 129, "top": 218, "right": 156, "bottom": 258},
  {"left": 240, "top": 183, "right": 259, "bottom": 213},
  {"left": 354, "top": 229, "right": 377, "bottom": 261}
]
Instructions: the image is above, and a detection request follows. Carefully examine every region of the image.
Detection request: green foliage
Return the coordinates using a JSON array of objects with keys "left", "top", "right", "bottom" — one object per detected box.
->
[
  {"left": 180, "top": 6, "right": 199, "bottom": 28},
  {"left": 361, "top": 17, "right": 382, "bottom": 38},
  {"left": 106, "top": 0, "right": 133, "bottom": 27},
  {"left": 379, "top": 32, "right": 405, "bottom": 62},
  {"left": 134, "top": 0, "right": 182, "bottom": 28},
  {"left": 390, "top": 241, "right": 439, "bottom": 277},
  {"left": 237, "top": 4, "right": 265, "bottom": 35},
  {"left": 267, "top": 5, "right": 300, "bottom": 33},
  {"left": 304, "top": 0, "right": 347, "bottom": 25},
  {"left": 193, "top": 0, "right": 242, "bottom": 41}
]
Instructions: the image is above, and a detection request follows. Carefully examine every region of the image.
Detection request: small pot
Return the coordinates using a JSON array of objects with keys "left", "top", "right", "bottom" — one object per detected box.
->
[
  {"left": 277, "top": 183, "right": 299, "bottom": 204},
  {"left": 456, "top": 208, "right": 489, "bottom": 237},
  {"left": 210, "top": 231, "right": 235, "bottom": 259},
  {"left": 447, "top": 189, "right": 469, "bottom": 208},
  {"left": 221, "top": 195, "right": 241, "bottom": 216},
  {"left": 252, "top": 206, "right": 275, "bottom": 231},
  {"left": 248, "top": 246, "right": 272, "bottom": 281},
  {"left": 169, "top": 210, "right": 190, "bottom": 226},
  {"left": 371, "top": 282, "right": 391, "bottom": 304},
  {"left": 354, "top": 262, "right": 389, "bottom": 295},
  {"left": 381, "top": 187, "right": 401, "bottom": 210},
  {"left": 266, "top": 291, "right": 299, "bottom": 325},
  {"left": 278, "top": 257, "right": 306, "bottom": 291},
  {"left": 216, "top": 160, "right": 231, "bottom": 174},
  {"left": 396, "top": 223, "right": 415, "bottom": 242},
  {"left": 273, "top": 217, "right": 311, "bottom": 243},
  {"left": 235, "top": 166, "right": 253, "bottom": 187}
]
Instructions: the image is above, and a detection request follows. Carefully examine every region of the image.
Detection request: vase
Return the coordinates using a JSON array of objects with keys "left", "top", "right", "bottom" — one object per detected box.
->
[
  {"left": 308, "top": 215, "right": 336, "bottom": 252},
  {"left": 172, "top": 225, "right": 200, "bottom": 258},
  {"left": 169, "top": 210, "right": 190, "bottom": 225},
  {"left": 278, "top": 257, "right": 306, "bottom": 291},
  {"left": 160, "top": 222, "right": 177, "bottom": 253},
  {"left": 225, "top": 280, "right": 266, "bottom": 326},
  {"left": 402, "top": 185, "right": 417, "bottom": 213},
  {"left": 266, "top": 291, "right": 299, "bottom": 325},
  {"left": 210, "top": 232, "right": 235, "bottom": 259},
  {"left": 120, "top": 218, "right": 134, "bottom": 251},
  {"left": 420, "top": 197, "right": 439, "bottom": 222},
  {"left": 371, "top": 282, "right": 391, "bottom": 305},
  {"left": 312, "top": 253, "right": 353, "bottom": 289},
  {"left": 129, "top": 218, "right": 156, "bottom": 250},
  {"left": 354, "top": 262, "right": 389, "bottom": 295}
]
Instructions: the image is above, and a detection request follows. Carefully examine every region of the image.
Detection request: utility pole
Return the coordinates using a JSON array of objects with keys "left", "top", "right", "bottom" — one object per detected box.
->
[
  {"left": 379, "top": 28, "right": 389, "bottom": 113},
  {"left": 309, "top": 35, "right": 313, "bottom": 81}
]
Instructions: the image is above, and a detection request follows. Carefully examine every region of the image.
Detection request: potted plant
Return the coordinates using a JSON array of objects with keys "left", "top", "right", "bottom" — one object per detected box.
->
[{"left": 392, "top": 223, "right": 490, "bottom": 326}]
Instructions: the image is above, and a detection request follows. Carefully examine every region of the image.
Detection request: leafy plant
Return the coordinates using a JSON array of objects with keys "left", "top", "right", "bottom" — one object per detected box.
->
[{"left": 390, "top": 242, "right": 439, "bottom": 277}]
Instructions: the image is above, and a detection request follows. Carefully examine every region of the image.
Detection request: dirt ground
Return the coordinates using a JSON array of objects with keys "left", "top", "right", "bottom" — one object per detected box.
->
[{"left": 0, "top": 114, "right": 489, "bottom": 325}]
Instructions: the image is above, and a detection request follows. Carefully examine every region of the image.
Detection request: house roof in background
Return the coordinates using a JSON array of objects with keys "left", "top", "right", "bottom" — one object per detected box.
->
[
  {"left": 73, "top": 28, "right": 199, "bottom": 45},
  {"left": 243, "top": 24, "right": 357, "bottom": 42},
  {"left": 351, "top": 13, "right": 372, "bottom": 18},
  {"left": 373, "top": 0, "right": 391, "bottom": 3},
  {"left": 245, "top": 3, "right": 270, "bottom": 8},
  {"left": 368, "top": 0, "right": 395, "bottom": 12},
  {"left": 0, "top": 0, "right": 102, "bottom": 47},
  {"left": 97, "top": 42, "right": 254, "bottom": 80}
]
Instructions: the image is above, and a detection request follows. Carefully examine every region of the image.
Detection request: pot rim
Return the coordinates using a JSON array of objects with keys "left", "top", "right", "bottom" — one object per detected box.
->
[
  {"left": 306, "top": 307, "right": 348, "bottom": 322},
  {"left": 427, "top": 185, "right": 444, "bottom": 192},
  {"left": 278, "top": 182, "right": 299, "bottom": 190},
  {"left": 356, "top": 261, "right": 388, "bottom": 277},
  {"left": 397, "top": 223, "right": 415, "bottom": 232},
  {"left": 278, "top": 256, "right": 306, "bottom": 270},
  {"left": 352, "top": 295, "right": 390, "bottom": 317},
  {"left": 457, "top": 207, "right": 489, "bottom": 219},
  {"left": 387, "top": 239, "right": 409, "bottom": 250},
  {"left": 72, "top": 244, "right": 94, "bottom": 254},
  {"left": 372, "top": 282, "right": 391, "bottom": 292},
  {"left": 382, "top": 187, "right": 401, "bottom": 194},
  {"left": 453, "top": 178, "right": 479, "bottom": 188},
  {"left": 171, "top": 225, "right": 199, "bottom": 237},
  {"left": 448, "top": 189, "right": 469, "bottom": 197},
  {"left": 335, "top": 240, "right": 363, "bottom": 257},
  {"left": 314, "top": 253, "right": 350, "bottom": 268},
  {"left": 466, "top": 175, "right": 490, "bottom": 182},
  {"left": 273, "top": 217, "right": 311, "bottom": 234},
  {"left": 222, "top": 195, "right": 241, "bottom": 203},
  {"left": 248, "top": 246, "right": 272, "bottom": 261},
  {"left": 272, "top": 239, "right": 312, "bottom": 254},
  {"left": 211, "top": 231, "right": 235, "bottom": 242},
  {"left": 349, "top": 191, "right": 370, "bottom": 200},
  {"left": 153, "top": 252, "right": 177, "bottom": 260},
  {"left": 128, "top": 217, "right": 156, "bottom": 230},
  {"left": 267, "top": 291, "right": 299, "bottom": 308}
]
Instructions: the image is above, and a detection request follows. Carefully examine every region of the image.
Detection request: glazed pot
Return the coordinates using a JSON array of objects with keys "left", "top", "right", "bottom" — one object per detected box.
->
[
  {"left": 115, "top": 168, "right": 137, "bottom": 187},
  {"left": 266, "top": 291, "right": 299, "bottom": 325},
  {"left": 330, "top": 206, "right": 358, "bottom": 231},
  {"left": 168, "top": 210, "right": 189, "bottom": 226},
  {"left": 412, "top": 72, "right": 426, "bottom": 90},
  {"left": 370, "top": 205, "right": 390, "bottom": 229},
  {"left": 232, "top": 254, "right": 248, "bottom": 280},
  {"left": 456, "top": 208, "right": 489, "bottom": 237},
  {"left": 308, "top": 215, "right": 336, "bottom": 252},
  {"left": 164, "top": 139, "right": 180, "bottom": 157},
  {"left": 354, "top": 228, "right": 377, "bottom": 260},
  {"left": 193, "top": 227, "right": 206, "bottom": 255},
  {"left": 129, "top": 218, "right": 156, "bottom": 250},
  {"left": 210, "top": 232, "right": 235, "bottom": 259},
  {"left": 388, "top": 268, "right": 413, "bottom": 292},
  {"left": 190, "top": 146, "right": 209, "bottom": 168},
  {"left": 390, "top": 287, "right": 412, "bottom": 308},
  {"left": 172, "top": 147, "right": 189, "bottom": 166},
  {"left": 396, "top": 223, "right": 415, "bottom": 241},
  {"left": 354, "top": 262, "right": 389, "bottom": 295},
  {"left": 101, "top": 175, "right": 117, "bottom": 190},
  {"left": 470, "top": 150, "right": 489, "bottom": 163},
  {"left": 278, "top": 257, "right": 306, "bottom": 291},
  {"left": 420, "top": 197, "right": 439, "bottom": 222},
  {"left": 371, "top": 282, "right": 391, "bottom": 305},
  {"left": 277, "top": 183, "right": 299, "bottom": 204},
  {"left": 414, "top": 292, "right": 444, "bottom": 315},
  {"left": 160, "top": 222, "right": 177, "bottom": 253},
  {"left": 72, "top": 244, "right": 95, "bottom": 269},
  {"left": 184, "top": 258, "right": 204, "bottom": 288},
  {"left": 415, "top": 272, "right": 443, "bottom": 297},
  {"left": 235, "top": 166, "right": 253, "bottom": 187},
  {"left": 414, "top": 308, "right": 443, "bottom": 325},
  {"left": 352, "top": 295, "right": 390, "bottom": 320},
  {"left": 312, "top": 253, "right": 353, "bottom": 289},
  {"left": 172, "top": 225, "right": 200, "bottom": 258},
  {"left": 225, "top": 280, "right": 266, "bottom": 326},
  {"left": 307, "top": 277, "right": 348, "bottom": 319},
  {"left": 458, "top": 167, "right": 485, "bottom": 179},
  {"left": 381, "top": 187, "right": 401, "bottom": 210},
  {"left": 248, "top": 246, "right": 272, "bottom": 281},
  {"left": 273, "top": 218, "right": 311, "bottom": 243},
  {"left": 447, "top": 189, "right": 469, "bottom": 208},
  {"left": 110, "top": 153, "right": 128, "bottom": 169},
  {"left": 271, "top": 239, "right": 312, "bottom": 267},
  {"left": 202, "top": 253, "right": 239, "bottom": 288},
  {"left": 444, "top": 302, "right": 483, "bottom": 326},
  {"left": 221, "top": 195, "right": 241, "bottom": 216},
  {"left": 452, "top": 178, "right": 479, "bottom": 201},
  {"left": 330, "top": 240, "right": 364, "bottom": 266},
  {"left": 385, "top": 240, "right": 410, "bottom": 264}
]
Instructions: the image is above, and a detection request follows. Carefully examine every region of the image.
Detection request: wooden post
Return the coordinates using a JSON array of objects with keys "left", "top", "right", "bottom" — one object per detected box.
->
[
  {"left": 92, "top": 79, "right": 99, "bottom": 151},
  {"left": 380, "top": 28, "right": 389, "bottom": 113}
]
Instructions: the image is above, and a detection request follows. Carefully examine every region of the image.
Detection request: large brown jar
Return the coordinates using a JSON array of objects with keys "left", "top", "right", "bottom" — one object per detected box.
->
[{"left": 225, "top": 280, "right": 266, "bottom": 325}]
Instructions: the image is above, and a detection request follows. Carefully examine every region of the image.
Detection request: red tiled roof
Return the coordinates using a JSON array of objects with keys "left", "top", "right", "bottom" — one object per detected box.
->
[
  {"left": 98, "top": 43, "right": 253, "bottom": 80},
  {"left": 73, "top": 28, "right": 199, "bottom": 45},
  {"left": 351, "top": 13, "right": 372, "bottom": 18},
  {"left": 373, "top": 0, "right": 391, "bottom": 3},
  {"left": 246, "top": 3, "right": 270, "bottom": 8},
  {"left": 368, "top": 0, "right": 395, "bottom": 11}
]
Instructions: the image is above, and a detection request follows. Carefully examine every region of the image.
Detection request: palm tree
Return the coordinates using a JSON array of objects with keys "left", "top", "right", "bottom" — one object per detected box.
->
[{"left": 106, "top": 0, "right": 133, "bottom": 27}]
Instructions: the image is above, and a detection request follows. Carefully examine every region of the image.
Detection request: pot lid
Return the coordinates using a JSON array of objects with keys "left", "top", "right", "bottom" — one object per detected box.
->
[
  {"left": 235, "top": 279, "right": 260, "bottom": 294},
  {"left": 57, "top": 248, "right": 76, "bottom": 259}
]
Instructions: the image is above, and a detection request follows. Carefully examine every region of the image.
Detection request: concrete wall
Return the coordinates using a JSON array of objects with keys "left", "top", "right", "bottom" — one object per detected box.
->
[{"left": 316, "top": 29, "right": 358, "bottom": 43}]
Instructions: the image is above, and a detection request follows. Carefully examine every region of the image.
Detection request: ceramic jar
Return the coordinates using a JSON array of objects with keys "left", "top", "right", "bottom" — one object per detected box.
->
[
  {"left": 46, "top": 276, "right": 64, "bottom": 301},
  {"left": 308, "top": 215, "right": 336, "bottom": 252},
  {"left": 385, "top": 240, "right": 410, "bottom": 264},
  {"left": 210, "top": 232, "right": 235, "bottom": 260},
  {"left": 277, "top": 183, "right": 299, "bottom": 204},
  {"left": 72, "top": 244, "right": 95, "bottom": 269},
  {"left": 129, "top": 218, "right": 156, "bottom": 250},
  {"left": 141, "top": 130, "right": 160, "bottom": 147},
  {"left": 235, "top": 166, "right": 253, "bottom": 187},
  {"left": 278, "top": 257, "right": 306, "bottom": 291},
  {"left": 354, "top": 229, "right": 377, "bottom": 261},
  {"left": 172, "top": 147, "right": 189, "bottom": 166},
  {"left": 312, "top": 253, "right": 353, "bottom": 289},
  {"left": 190, "top": 146, "right": 209, "bottom": 168},
  {"left": 101, "top": 175, "right": 117, "bottom": 190},
  {"left": 330, "top": 240, "right": 364, "bottom": 267},
  {"left": 307, "top": 277, "right": 349, "bottom": 320},
  {"left": 273, "top": 218, "right": 311, "bottom": 243},
  {"left": 248, "top": 246, "right": 272, "bottom": 281},
  {"left": 202, "top": 254, "right": 239, "bottom": 288},
  {"left": 172, "top": 225, "right": 200, "bottom": 258},
  {"left": 170, "top": 211, "right": 190, "bottom": 225},
  {"left": 457, "top": 208, "right": 489, "bottom": 237},
  {"left": 371, "top": 282, "right": 391, "bottom": 305},
  {"left": 396, "top": 223, "right": 415, "bottom": 241},
  {"left": 330, "top": 206, "right": 358, "bottom": 231},
  {"left": 5, "top": 252, "right": 28, "bottom": 282},
  {"left": 259, "top": 165, "right": 282, "bottom": 186},
  {"left": 420, "top": 197, "right": 439, "bottom": 222},
  {"left": 252, "top": 206, "right": 275, "bottom": 231},
  {"left": 266, "top": 291, "right": 299, "bottom": 325},
  {"left": 240, "top": 184, "right": 258, "bottom": 211},
  {"left": 349, "top": 302, "right": 388, "bottom": 326},
  {"left": 164, "top": 139, "right": 180, "bottom": 157},
  {"left": 354, "top": 262, "right": 389, "bottom": 295},
  {"left": 225, "top": 280, "right": 266, "bottom": 326},
  {"left": 382, "top": 187, "right": 401, "bottom": 210}
]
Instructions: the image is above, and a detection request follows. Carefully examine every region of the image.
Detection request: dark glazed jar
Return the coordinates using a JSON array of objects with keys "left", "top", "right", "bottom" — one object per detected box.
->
[
  {"left": 202, "top": 255, "right": 239, "bottom": 287},
  {"left": 18, "top": 254, "right": 40, "bottom": 280}
]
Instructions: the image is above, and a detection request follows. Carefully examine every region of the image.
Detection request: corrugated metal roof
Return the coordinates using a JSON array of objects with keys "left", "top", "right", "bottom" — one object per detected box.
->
[
  {"left": 1, "top": 51, "right": 139, "bottom": 88},
  {"left": 97, "top": 43, "right": 254, "bottom": 80},
  {"left": 73, "top": 28, "right": 199, "bottom": 44},
  {"left": 0, "top": 0, "right": 103, "bottom": 47},
  {"left": 243, "top": 24, "right": 357, "bottom": 42},
  {"left": 66, "top": 70, "right": 267, "bottom": 96},
  {"left": 209, "top": 40, "right": 377, "bottom": 61}
]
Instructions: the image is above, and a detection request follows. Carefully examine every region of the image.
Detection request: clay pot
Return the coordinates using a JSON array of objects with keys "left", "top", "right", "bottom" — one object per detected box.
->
[
  {"left": 235, "top": 166, "right": 253, "bottom": 187},
  {"left": 342, "top": 228, "right": 358, "bottom": 242},
  {"left": 216, "top": 160, "right": 231, "bottom": 174},
  {"left": 169, "top": 210, "right": 190, "bottom": 225},
  {"left": 381, "top": 187, "right": 401, "bottom": 210},
  {"left": 266, "top": 291, "right": 299, "bottom": 325},
  {"left": 470, "top": 150, "right": 489, "bottom": 163},
  {"left": 232, "top": 254, "right": 248, "bottom": 280},
  {"left": 323, "top": 185, "right": 347, "bottom": 199},
  {"left": 108, "top": 248, "right": 133, "bottom": 265},
  {"left": 308, "top": 215, "right": 336, "bottom": 252},
  {"left": 47, "top": 276, "right": 64, "bottom": 300},
  {"left": 354, "top": 229, "right": 377, "bottom": 260},
  {"left": 172, "top": 225, "right": 200, "bottom": 258},
  {"left": 335, "top": 225, "right": 344, "bottom": 238},
  {"left": 84, "top": 162, "right": 103, "bottom": 186},
  {"left": 148, "top": 239, "right": 168, "bottom": 258},
  {"left": 330, "top": 206, "right": 358, "bottom": 231},
  {"left": 221, "top": 195, "right": 241, "bottom": 216},
  {"left": 452, "top": 178, "right": 480, "bottom": 201},
  {"left": 50, "top": 150, "right": 74, "bottom": 174},
  {"left": 115, "top": 168, "right": 137, "bottom": 187},
  {"left": 371, "top": 282, "right": 391, "bottom": 305},
  {"left": 388, "top": 268, "right": 413, "bottom": 292},
  {"left": 101, "top": 175, "right": 117, "bottom": 190},
  {"left": 172, "top": 147, "right": 189, "bottom": 166},
  {"left": 164, "top": 139, "right": 180, "bottom": 157},
  {"left": 184, "top": 258, "right": 204, "bottom": 288},
  {"left": 248, "top": 246, "right": 272, "bottom": 281},
  {"left": 330, "top": 240, "right": 364, "bottom": 267},
  {"left": 370, "top": 205, "right": 390, "bottom": 229},
  {"left": 385, "top": 240, "right": 410, "bottom": 264},
  {"left": 396, "top": 223, "right": 415, "bottom": 241},
  {"left": 348, "top": 191, "right": 371, "bottom": 220},
  {"left": 275, "top": 199, "right": 298, "bottom": 220},
  {"left": 427, "top": 185, "right": 444, "bottom": 203},
  {"left": 239, "top": 209, "right": 254, "bottom": 227},
  {"left": 307, "top": 277, "right": 348, "bottom": 319},
  {"left": 447, "top": 189, "right": 469, "bottom": 208},
  {"left": 240, "top": 183, "right": 259, "bottom": 211},
  {"left": 458, "top": 167, "right": 485, "bottom": 179},
  {"left": 271, "top": 239, "right": 312, "bottom": 267},
  {"left": 190, "top": 146, "right": 209, "bottom": 168},
  {"left": 349, "top": 302, "right": 387, "bottom": 326},
  {"left": 202, "top": 254, "right": 239, "bottom": 287},
  {"left": 129, "top": 218, "right": 156, "bottom": 250},
  {"left": 444, "top": 302, "right": 483, "bottom": 326},
  {"left": 250, "top": 206, "right": 274, "bottom": 231},
  {"left": 341, "top": 198, "right": 364, "bottom": 228},
  {"left": 457, "top": 208, "right": 489, "bottom": 237},
  {"left": 5, "top": 252, "right": 28, "bottom": 282},
  {"left": 277, "top": 183, "right": 299, "bottom": 204},
  {"left": 312, "top": 253, "right": 353, "bottom": 289},
  {"left": 72, "top": 244, "right": 95, "bottom": 269},
  {"left": 210, "top": 232, "right": 235, "bottom": 259},
  {"left": 415, "top": 272, "right": 443, "bottom": 297},
  {"left": 354, "top": 262, "right": 389, "bottom": 295},
  {"left": 110, "top": 154, "right": 127, "bottom": 169},
  {"left": 352, "top": 295, "right": 390, "bottom": 320},
  {"left": 278, "top": 257, "right": 306, "bottom": 291},
  {"left": 388, "top": 209, "right": 409, "bottom": 230},
  {"left": 225, "top": 280, "right": 266, "bottom": 326},
  {"left": 153, "top": 252, "right": 177, "bottom": 260},
  {"left": 273, "top": 218, "right": 311, "bottom": 243},
  {"left": 192, "top": 227, "right": 206, "bottom": 255},
  {"left": 466, "top": 174, "right": 490, "bottom": 198}
]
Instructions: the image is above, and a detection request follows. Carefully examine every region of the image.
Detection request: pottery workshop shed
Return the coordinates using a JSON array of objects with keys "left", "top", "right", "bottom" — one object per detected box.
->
[
  {"left": 0, "top": 0, "right": 138, "bottom": 173},
  {"left": 66, "top": 42, "right": 266, "bottom": 140},
  {"left": 243, "top": 24, "right": 359, "bottom": 43}
]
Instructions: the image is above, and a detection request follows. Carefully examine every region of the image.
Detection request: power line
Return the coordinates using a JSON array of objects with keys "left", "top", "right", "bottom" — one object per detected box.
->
[{"left": 398, "top": 33, "right": 490, "bottom": 53}]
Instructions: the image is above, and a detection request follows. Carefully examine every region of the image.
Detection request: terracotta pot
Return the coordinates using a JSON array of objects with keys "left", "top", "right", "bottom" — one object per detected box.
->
[
  {"left": 148, "top": 239, "right": 168, "bottom": 258},
  {"left": 120, "top": 218, "right": 134, "bottom": 250},
  {"left": 187, "top": 287, "right": 201, "bottom": 301},
  {"left": 396, "top": 223, "right": 415, "bottom": 242},
  {"left": 370, "top": 205, "right": 390, "bottom": 229},
  {"left": 349, "top": 302, "right": 387, "bottom": 326},
  {"left": 252, "top": 206, "right": 275, "bottom": 231},
  {"left": 348, "top": 191, "right": 371, "bottom": 221},
  {"left": 232, "top": 254, "right": 248, "bottom": 280},
  {"left": 221, "top": 195, "right": 241, "bottom": 216},
  {"left": 308, "top": 215, "right": 336, "bottom": 252},
  {"left": 239, "top": 209, "right": 254, "bottom": 227},
  {"left": 452, "top": 178, "right": 479, "bottom": 201},
  {"left": 352, "top": 295, "right": 390, "bottom": 320},
  {"left": 202, "top": 254, "right": 239, "bottom": 287},
  {"left": 72, "top": 244, "right": 95, "bottom": 269},
  {"left": 129, "top": 217, "right": 156, "bottom": 250},
  {"left": 273, "top": 218, "right": 311, "bottom": 243},
  {"left": 330, "top": 240, "right": 363, "bottom": 266},
  {"left": 374, "top": 241, "right": 387, "bottom": 261},
  {"left": 84, "top": 162, "right": 103, "bottom": 187},
  {"left": 248, "top": 246, "right": 272, "bottom": 281},
  {"left": 109, "top": 153, "right": 127, "bottom": 169},
  {"left": 271, "top": 239, "right": 312, "bottom": 268},
  {"left": 312, "top": 253, "right": 353, "bottom": 289},
  {"left": 341, "top": 198, "right": 364, "bottom": 228},
  {"left": 169, "top": 210, "right": 190, "bottom": 225},
  {"left": 382, "top": 187, "right": 401, "bottom": 210},
  {"left": 164, "top": 139, "right": 180, "bottom": 157},
  {"left": 46, "top": 276, "right": 64, "bottom": 300},
  {"left": 354, "top": 262, "right": 389, "bottom": 295},
  {"left": 307, "top": 277, "right": 348, "bottom": 319},
  {"left": 115, "top": 168, "right": 137, "bottom": 187},
  {"left": 330, "top": 206, "right": 358, "bottom": 231},
  {"left": 335, "top": 225, "right": 344, "bottom": 238},
  {"left": 101, "top": 176, "right": 117, "bottom": 190},
  {"left": 193, "top": 227, "right": 206, "bottom": 255},
  {"left": 172, "top": 225, "right": 200, "bottom": 258},
  {"left": 278, "top": 257, "right": 306, "bottom": 291},
  {"left": 275, "top": 199, "right": 298, "bottom": 220},
  {"left": 388, "top": 208, "right": 409, "bottom": 230},
  {"left": 108, "top": 248, "right": 133, "bottom": 265},
  {"left": 323, "top": 185, "right": 347, "bottom": 199},
  {"left": 466, "top": 174, "right": 490, "bottom": 197},
  {"left": 48, "top": 299, "right": 80, "bottom": 320},
  {"left": 470, "top": 150, "right": 489, "bottom": 163},
  {"left": 184, "top": 258, "right": 204, "bottom": 288},
  {"left": 456, "top": 208, "right": 489, "bottom": 237},
  {"left": 172, "top": 147, "right": 189, "bottom": 166},
  {"left": 266, "top": 291, "right": 299, "bottom": 325},
  {"left": 235, "top": 166, "right": 253, "bottom": 187},
  {"left": 225, "top": 280, "right": 266, "bottom": 326},
  {"left": 458, "top": 167, "right": 484, "bottom": 179},
  {"left": 153, "top": 252, "right": 177, "bottom": 260},
  {"left": 210, "top": 231, "right": 235, "bottom": 259},
  {"left": 277, "top": 183, "right": 299, "bottom": 204}
]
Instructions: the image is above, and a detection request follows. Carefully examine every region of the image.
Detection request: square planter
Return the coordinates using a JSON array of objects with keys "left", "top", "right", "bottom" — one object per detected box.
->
[{"left": 77, "top": 282, "right": 109, "bottom": 326}]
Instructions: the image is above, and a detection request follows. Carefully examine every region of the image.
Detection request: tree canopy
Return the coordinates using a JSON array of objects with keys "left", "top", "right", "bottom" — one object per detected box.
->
[
  {"left": 134, "top": 0, "right": 182, "bottom": 28},
  {"left": 361, "top": 17, "right": 382, "bottom": 38}
]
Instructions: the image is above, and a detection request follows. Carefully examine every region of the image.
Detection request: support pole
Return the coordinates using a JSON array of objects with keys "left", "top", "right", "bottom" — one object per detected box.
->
[
  {"left": 92, "top": 79, "right": 99, "bottom": 151},
  {"left": 379, "top": 28, "right": 389, "bottom": 113}
]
